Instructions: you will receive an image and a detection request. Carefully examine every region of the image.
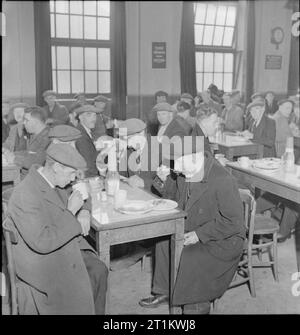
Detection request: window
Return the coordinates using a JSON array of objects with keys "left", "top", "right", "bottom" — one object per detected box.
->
[
  {"left": 194, "top": 2, "right": 237, "bottom": 92},
  {"left": 50, "top": 1, "right": 111, "bottom": 97}
]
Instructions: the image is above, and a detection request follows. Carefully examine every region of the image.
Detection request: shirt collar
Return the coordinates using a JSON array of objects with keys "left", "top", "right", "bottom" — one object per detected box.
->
[
  {"left": 82, "top": 123, "right": 92, "bottom": 138},
  {"left": 37, "top": 167, "right": 55, "bottom": 188}
]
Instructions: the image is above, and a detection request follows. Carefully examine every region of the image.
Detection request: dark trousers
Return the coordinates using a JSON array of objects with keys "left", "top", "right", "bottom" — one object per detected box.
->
[{"left": 81, "top": 250, "right": 108, "bottom": 315}]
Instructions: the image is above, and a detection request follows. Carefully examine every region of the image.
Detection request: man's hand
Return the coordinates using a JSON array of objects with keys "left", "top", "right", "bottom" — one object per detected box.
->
[
  {"left": 156, "top": 165, "right": 170, "bottom": 182},
  {"left": 77, "top": 209, "right": 91, "bottom": 236},
  {"left": 67, "top": 190, "right": 84, "bottom": 215},
  {"left": 128, "top": 174, "right": 144, "bottom": 188},
  {"left": 184, "top": 231, "right": 199, "bottom": 246},
  {"left": 240, "top": 130, "right": 253, "bottom": 139}
]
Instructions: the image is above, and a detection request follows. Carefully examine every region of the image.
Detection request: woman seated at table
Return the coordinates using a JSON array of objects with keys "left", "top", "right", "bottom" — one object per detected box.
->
[
  {"left": 139, "top": 138, "right": 246, "bottom": 314},
  {"left": 221, "top": 92, "right": 244, "bottom": 132},
  {"left": 240, "top": 100, "right": 276, "bottom": 157},
  {"left": 2, "top": 103, "right": 29, "bottom": 153}
]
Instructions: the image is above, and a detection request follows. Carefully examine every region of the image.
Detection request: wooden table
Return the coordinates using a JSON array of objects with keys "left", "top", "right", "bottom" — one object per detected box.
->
[
  {"left": 294, "top": 136, "right": 300, "bottom": 162},
  {"left": 2, "top": 165, "right": 21, "bottom": 186},
  {"left": 211, "top": 136, "right": 264, "bottom": 161},
  {"left": 226, "top": 161, "right": 300, "bottom": 271},
  {"left": 90, "top": 183, "right": 186, "bottom": 314}
]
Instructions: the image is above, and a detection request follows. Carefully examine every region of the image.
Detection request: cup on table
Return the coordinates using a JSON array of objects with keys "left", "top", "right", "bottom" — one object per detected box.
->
[
  {"left": 89, "top": 177, "right": 103, "bottom": 193},
  {"left": 114, "top": 189, "right": 127, "bottom": 209},
  {"left": 72, "top": 181, "right": 89, "bottom": 200},
  {"left": 238, "top": 156, "right": 250, "bottom": 168}
]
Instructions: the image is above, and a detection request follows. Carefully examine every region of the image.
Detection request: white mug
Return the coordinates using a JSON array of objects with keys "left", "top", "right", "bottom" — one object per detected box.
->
[
  {"left": 72, "top": 182, "right": 89, "bottom": 200},
  {"left": 238, "top": 156, "right": 250, "bottom": 168}
]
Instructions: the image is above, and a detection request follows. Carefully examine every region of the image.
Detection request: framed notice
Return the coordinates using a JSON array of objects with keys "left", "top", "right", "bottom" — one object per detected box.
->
[
  {"left": 265, "top": 55, "right": 282, "bottom": 70},
  {"left": 152, "top": 42, "right": 166, "bottom": 69}
]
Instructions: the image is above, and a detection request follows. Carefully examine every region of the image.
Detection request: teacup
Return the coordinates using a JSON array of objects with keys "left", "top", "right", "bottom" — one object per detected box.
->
[
  {"left": 238, "top": 156, "right": 250, "bottom": 168},
  {"left": 72, "top": 181, "right": 89, "bottom": 200}
]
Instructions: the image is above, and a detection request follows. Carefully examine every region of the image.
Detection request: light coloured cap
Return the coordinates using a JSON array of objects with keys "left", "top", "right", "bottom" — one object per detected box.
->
[
  {"left": 118, "top": 118, "right": 146, "bottom": 136},
  {"left": 76, "top": 105, "right": 101, "bottom": 115},
  {"left": 153, "top": 102, "right": 173, "bottom": 113},
  {"left": 48, "top": 125, "right": 82, "bottom": 141}
]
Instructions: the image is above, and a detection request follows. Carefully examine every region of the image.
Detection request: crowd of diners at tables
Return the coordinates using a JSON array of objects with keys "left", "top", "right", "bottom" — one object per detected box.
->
[{"left": 1, "top": 84, "right": 300, "bottom": 315}]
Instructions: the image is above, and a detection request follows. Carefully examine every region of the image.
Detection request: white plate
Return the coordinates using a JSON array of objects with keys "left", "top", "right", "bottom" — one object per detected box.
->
[
  {"left": 252, "top": 158, "right": 282, "bottom": 170},
  {"left": 117, "top": 200, "right": 154, "bottom": 215},
  {"left": 149, "top": 199, "right": 178, "bottom": 211}
]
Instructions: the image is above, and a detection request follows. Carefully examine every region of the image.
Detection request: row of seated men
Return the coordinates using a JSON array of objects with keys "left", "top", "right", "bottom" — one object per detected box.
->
[{"left": 2, "top": 87, "right": 299, "bottom": 314}]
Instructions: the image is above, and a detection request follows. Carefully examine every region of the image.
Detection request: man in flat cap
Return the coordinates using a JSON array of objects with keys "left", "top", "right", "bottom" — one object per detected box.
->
[
  {"left": 42, "top": 90, "right": 69, "bottom": 126},
  {"left": 4, "top": 106, "right": 51, "bottom": 178},
  {"left": 75, "top": 105, "right": 101, "bottom": 177},
  {"left": 93, "top": 95, "right": 113, "bottom": 140},
  {"left": 147, "top": 91, "right": 169, "bottom": 136},
  {"left": 241, "top": 100, "right": 276, "bottom": 157},
  {"left": 221, "top": 92, "right": 244, "bottom": 132},
  {"left": 6, "top": 143, "right": 108, "bottom": 314},
  {"left": 140, "top": 136, "right": 245, "bottom": 313},
  {"left": 49, "top": 124, "right": 82, "bottom": 148}
]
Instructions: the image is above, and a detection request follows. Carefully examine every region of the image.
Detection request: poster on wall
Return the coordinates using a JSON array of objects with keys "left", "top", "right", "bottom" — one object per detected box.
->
[
  {"left": 152, "top": 42, "right": 166, "bottom": 69},
  {"left": 265, "top": 55, "right": 282, "bottom": 69}
]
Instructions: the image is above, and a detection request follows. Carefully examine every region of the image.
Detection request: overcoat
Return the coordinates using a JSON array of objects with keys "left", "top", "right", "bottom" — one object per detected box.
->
[
  {"left": 43, "top": 102, "right": 70, "bottom": 126},
  {"left": 3, "top": 124, "right": 27, "bottom": 152},
  {"left": 7, "top": 166, "right": 95, "bottom": 314}
]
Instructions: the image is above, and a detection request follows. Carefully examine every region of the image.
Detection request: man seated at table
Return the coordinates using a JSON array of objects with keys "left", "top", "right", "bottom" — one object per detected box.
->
[
  {"left": 6, "top": 143, "right": 108, "bottom": 314},
  {"left": 147, "top": 90, "right": 169, "bottom": 136},
  {"left": 3, "top": 106, "right": 51, "bottom": 178},
  {"left": 264, "top": 91, "right": 278, "bottom": 116},
  {"left": 42, "top": 90, "right": 69, "bottom": 126},
  {"left": 93, "top": 95, "right": 113, "bottom": 140},
  {"left": 195, "top": 91, "right": 223, "bottom": 117},
  {"left": 176, "top": 101, "right": 196, "bottom": 128},
  {"left": 2, "top": 98, "right": 11, "bottom": 143},
  {"left": 221, "top": 92, "right": 244, "bottom": 132},
  {"left": 240, "top": 100, "right": 276, "bottom": 157},
  {"left": 172, "top": 93, "right": 195, "bottom": 112},
  {"left": 139, "top": 137, "right": 245, "bottom": 313},
  {"left": 244, "top": 92, "right": 265, "bottom": 130}
]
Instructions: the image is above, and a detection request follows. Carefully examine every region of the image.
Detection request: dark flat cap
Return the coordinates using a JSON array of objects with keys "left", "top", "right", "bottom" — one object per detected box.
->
[
  {"left": 9, "top": 102, "right": 29, "bottom": 112},
  {"left": 43, "top": 90, "right": 56, "bottom": 98},
  {"left": 153, "top": 102, "right": 173, "bottom": 113},
  {"left": 46, "top": 143, "right": 87, "bottom": 170},
  {"left": 181, "top": 93, "right": 194, "bottom": 101},
  {"left": 76, "top": 105, "right": 100, "bottom": 115},
  {"left": 94, "top": 95, "right": 110, "bottom": 103},
  {"left": 278, "top": 98, "right": 294, "bottom": 107},
  {"left": 247, "top": 100, "right": 265, "bottom": 110},
  {"left": 49, "top": 125, "right": 82, "bottom": 141},
  {"left": 118, "top": 118, "right": 146, "bottom": 136}
]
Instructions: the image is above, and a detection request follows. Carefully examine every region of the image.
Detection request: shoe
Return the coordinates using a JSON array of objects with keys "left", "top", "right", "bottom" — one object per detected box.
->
[
  {"left": 277, "top": 232, "right": 291, "bottom": 243},
  {"left": 139, "top": 294, "right": 169, "bottom": 308}
]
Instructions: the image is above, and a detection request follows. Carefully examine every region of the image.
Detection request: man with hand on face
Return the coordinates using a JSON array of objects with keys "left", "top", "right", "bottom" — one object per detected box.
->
[
  {"left": 93, "top": 95, "right": 113, "bottom": 139},
  {"left": 6, "top": 143, "right": 108, "bottom": 314}
]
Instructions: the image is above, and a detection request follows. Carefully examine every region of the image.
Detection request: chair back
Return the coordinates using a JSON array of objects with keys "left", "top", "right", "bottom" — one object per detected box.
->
[{"left": 2, "top": 216, "right": 19, "bottom": 315}]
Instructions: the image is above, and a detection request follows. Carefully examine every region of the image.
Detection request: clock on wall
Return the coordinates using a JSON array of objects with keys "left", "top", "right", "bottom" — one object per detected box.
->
[{"left": 271, "top": 27, "right": 284, "bottom": 49}]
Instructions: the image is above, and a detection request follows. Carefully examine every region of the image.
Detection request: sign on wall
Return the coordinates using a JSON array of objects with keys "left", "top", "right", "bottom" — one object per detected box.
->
[
  {"left": 152, "top": 42, "right": 166, "bottom": 69},
  {"left": 265, "top": 55, "right": 282, "bottom": 69}
]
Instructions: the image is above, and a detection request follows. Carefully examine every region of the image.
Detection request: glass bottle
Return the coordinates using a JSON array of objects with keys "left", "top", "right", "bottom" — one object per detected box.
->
[
  {"left": 106, "top": 144, "right": 120, "bottom": 196},
  {"left": 282, "top": 137, "right": 295, "bottom": 173}
]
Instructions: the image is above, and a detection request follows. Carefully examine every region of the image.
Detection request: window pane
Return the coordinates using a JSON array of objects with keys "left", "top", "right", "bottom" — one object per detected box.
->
[
  {"left": 204, "top": 52, "right": 213, "bottom": 72},
  {"left": 70, "top": 15, "right": 83, "bottom": 39},
  {"left": 203, "top": 25, "right": 214, "bottom": 45},
  {"left": 98, "top": 71, "right": 110, "bottom": 93},
  {"left": 85, "top": 71, "right": 97, "bottom": 93},
  {"left": 213, "top": 26, "right": 224, "bottom": 46},
  {"left": 71, "top": 47, "right": 83, "bottom": 70},
  {"left": 98, "top": 1, "right": 110, "bottom": 17},
  {"left": 50, "top": 1, "right": 55, "bottom": 13},
  {"left": 195, "top": 3, "right": 206, "bottom": 24},
  {"left": 214, "top": 53, "right": 223, "bottom": 72},
  {"left": 223, "top": 27, "right": 234, "bottom": 46},
  {"left": 205, "top": 4, "right": 217, "bottom": 25},
  {"left": 50, "top": 14, "right": 55, "bottom": 38},
  {"left": 223, "top": 73, "right": 233, "bottom": 92},
  {"left": 56, "top": 14, "right": 69, "bottom": 38},
  {"left": 85, "top": 48, "right": 97, "bottom": 70},
  {"left": 51, "top": 46, "right": 56, "bottom": 69},
  {"left": 57, "top": 71, "right": 70, "bottom": 93},
  {"left": 55, "top": 1, "right": 69, "bottom": 14},
  {"left": 84, "top": 16, "right": 96, "bottom": 39},
  {"left": 213, "top": 73, "right": 223, "bottom": 89},
  {"left": 98, "top": 17, "right": 110, "bottom": 40},
  {"left": 215, "top": 6, "right": 227, "bottom": 26},
  {"left": 195, "top": 52, "right": 204, "bottom": 72},
  {"left": 203, "top": 73, "right": 213, "bottom": 91},
  {"left": 226, "top": 6, "right": 236, "bottom": 26},
  {"left": 98, "top": 48, "right": 110, "bottom": 70},
  {"left": 70, "top": 1, "right": 83, "bottom": 14},
  {"left": 196, "top": 73, "right": 203, "bottom": 92},
  {"left": 71, "top": 71, "right": 84, "bottom": 93},
  {"left": 224, "top": 53, "right": 233, "bottom": 72},
  {"left": 195, "top": 25, "right": 204, "bottom": 45},
  {"left": 57, "top": 47, "right": 70, "bottom": 69},
  {"left": 52, "top": 71, "right": 57, "bottom": 92},
  {"left": 84, "top": 1, "right": 96, "bottom": 15}
]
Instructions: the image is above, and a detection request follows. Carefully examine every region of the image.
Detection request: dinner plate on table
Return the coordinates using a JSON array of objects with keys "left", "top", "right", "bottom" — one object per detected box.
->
[
  {"left": 148, "top": 199, "right": 178, "bottom": 211},
  {"left": 252, "top": 158, "right": 282, "bottom": 171},
  {"left": 116, "top": 200, "right": 154, "bottom": 215}
]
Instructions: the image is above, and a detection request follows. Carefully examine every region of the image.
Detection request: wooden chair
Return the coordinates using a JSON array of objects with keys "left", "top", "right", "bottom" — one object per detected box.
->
[
  {"left": 2, "top": 187, "right": 14, "bottom": 218},
  {"left": 2, "top": 216, "right": 19, "bottom": 315}
]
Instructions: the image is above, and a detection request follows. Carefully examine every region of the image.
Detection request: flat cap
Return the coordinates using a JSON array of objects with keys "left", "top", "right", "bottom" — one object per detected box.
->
[
  {"left": 94, "top": 95, "right": 110, "bottom": 103},
  {"left": 68, "top": 102, "right": 82, "bottom": 113},
  {"left": 76, "top": 105, "right": 100, "bottom": 115},
  {"left": 43, "top": 90, "right": 56, "bottom": 98},
  {"left": 73, "top": 92, "right": 85, "bottom": 99},
  {"left": 46, "top": 143, "right": 87, "bottom": 170},
  {"left": 153, "top": 102, "right": 174, "bottom": 113},
  {"left": 251, "top": 92, "right": 263, "bottom": 100},
  {"left": 9, "top": 102, "right": 29, "bottom": 112},
  {"left": 49, "top": 125, "right": 82, "bottom": 141},
  {"left": 278, "top": 98, "right": 294, "bottom": 107},
  {"left": 118, "top": 118, "right": 146, "bottom": 136},
  {"left": 247, "top": 100, "right": 265, "bottom": 110},
  {"left": 181, "top": 93, "right": 194, "bottom": 101}
]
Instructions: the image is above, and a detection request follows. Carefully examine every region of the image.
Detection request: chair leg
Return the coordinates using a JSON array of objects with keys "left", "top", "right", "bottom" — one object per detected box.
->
[
  {"left": 257, "top": 236, "right": 263, "bottom": 261},
  {"left": 248, "top": 253, "right": 256, "bottom": 297},
  {"left": 272, "top": 232, "right": 279, "bottom": 282},
  {"left": 141, "top": 254, "right": 146, "bottom": 271}
]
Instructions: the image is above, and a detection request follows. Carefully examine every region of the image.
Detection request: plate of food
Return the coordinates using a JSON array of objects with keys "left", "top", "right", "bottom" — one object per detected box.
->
[
  {"left": 252, "top": 158, "right": 282, "bottom": 170},
  {"left": 148, "top": 199, "right": 178, "bottom": 211},
  {"left": 117, "top": 200, "right": 154, "bottom": 215}
]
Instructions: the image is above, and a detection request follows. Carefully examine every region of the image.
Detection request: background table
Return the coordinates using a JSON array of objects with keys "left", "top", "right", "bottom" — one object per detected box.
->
[
  {"left": 90, "top": 183, "right": 186, "bottom": 314},
  {"left": 2, "top": 165, "right": 21, "bottom": 186}
]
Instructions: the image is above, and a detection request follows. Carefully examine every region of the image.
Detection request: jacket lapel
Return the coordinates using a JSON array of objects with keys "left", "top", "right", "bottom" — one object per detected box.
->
[{"left": 78, "top": 123, "right": 96, "bottom": 145}]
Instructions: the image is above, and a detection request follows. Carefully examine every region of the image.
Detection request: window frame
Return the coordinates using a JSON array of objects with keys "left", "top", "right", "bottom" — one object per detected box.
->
[
  {"left": 194, "top": 1, "right": 239, "bottom": 92},
  {"left": 50, "top": 1, "right": 112, "bottom": 99}
]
